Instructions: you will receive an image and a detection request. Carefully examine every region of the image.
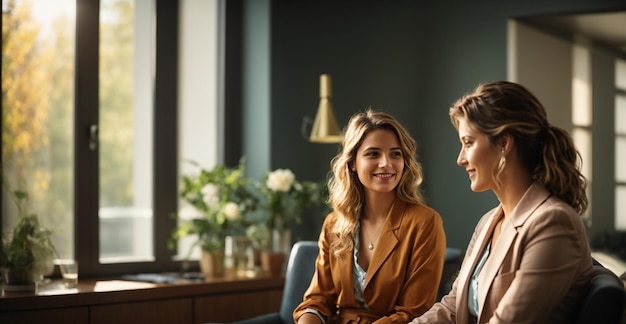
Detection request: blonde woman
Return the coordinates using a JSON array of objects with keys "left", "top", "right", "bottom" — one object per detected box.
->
[
  {"left": 411, "top": 81, "right": 593, "bottom": 323},
  {"left": 294, "top": 108, "right": 447, "bottom": 323}
]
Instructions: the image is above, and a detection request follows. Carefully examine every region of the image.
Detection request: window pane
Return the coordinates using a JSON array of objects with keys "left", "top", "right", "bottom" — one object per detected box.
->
[
  {"left": 1, "top": 0, "right": 75, "bottom": 260},
  {"left": 176, "top": 0, "right": 220, "bottom": 259},
  {"left": 99, "top": 0, "right": 154, "bottom": 263}
]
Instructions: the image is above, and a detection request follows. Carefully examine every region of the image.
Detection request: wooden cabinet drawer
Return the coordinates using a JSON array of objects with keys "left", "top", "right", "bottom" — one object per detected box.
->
[{"left": 90, "top": 298, "right": 193, "bottom": 324}]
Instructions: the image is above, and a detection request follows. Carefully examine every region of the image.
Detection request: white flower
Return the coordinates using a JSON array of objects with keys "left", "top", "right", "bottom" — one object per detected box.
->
[
  {"left": 201, "top": 183, "right": 220, "bottom": 210},
  {"left": 266, "top": 168, "right": 295, "bottom": 192},
  {"left": 178, "top": 204, "right": 204, "bottom": 220},
  {"left": 222, "top": 202, "right": 241, "bottom": 220}
]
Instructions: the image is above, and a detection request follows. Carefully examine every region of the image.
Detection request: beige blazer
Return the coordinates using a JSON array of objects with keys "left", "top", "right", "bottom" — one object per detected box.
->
[
  {"left": 293, "top": 197, "right": 447, "bottom": 324},
  {"left": 412, "top": 182, "right": 593, "bottom": 324}
]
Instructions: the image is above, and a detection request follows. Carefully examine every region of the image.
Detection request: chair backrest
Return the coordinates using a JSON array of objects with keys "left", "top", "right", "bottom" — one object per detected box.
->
[
  {"left": 279, "top": 241, "right": 319, "bottom": 324},
  {"left": 576, "top": 265, "right": 626, "bottom": 324}
]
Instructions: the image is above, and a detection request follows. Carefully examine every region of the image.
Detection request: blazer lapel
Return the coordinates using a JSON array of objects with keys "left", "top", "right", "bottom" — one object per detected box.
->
[
  {"left": 476, "top": 214, "right": 516, "bottom": 314},
  {"left": 364, "top": 198, "right": 402, "bottom": 288},
  {"left": 476, "top": 182, "right": 551, "bottom": 320},
  {"left": 454, "top": 206, "right": 502, "bottom": 323}
]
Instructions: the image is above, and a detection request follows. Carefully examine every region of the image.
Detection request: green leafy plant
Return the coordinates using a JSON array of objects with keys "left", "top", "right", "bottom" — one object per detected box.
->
[
  {"left": 245, "top": 168, "right": 327, "bottom": 253},
  {"left": 169, "top": 159, "right": 260, "bottom": 256},
  {"left": 1, "top": 171, "right": 57, "bottom": 282},
  {"left": 169, "top": 161, "right": 328, "bottom": 258}
]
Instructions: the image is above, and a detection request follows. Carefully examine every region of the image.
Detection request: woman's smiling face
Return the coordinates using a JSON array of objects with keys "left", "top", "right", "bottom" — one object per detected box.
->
[
  {"left": 456, "top": 117, "right": 501, "bottom": 193},
  {"left": 353, "top": 129, "right": 404, "bottom": 195}
]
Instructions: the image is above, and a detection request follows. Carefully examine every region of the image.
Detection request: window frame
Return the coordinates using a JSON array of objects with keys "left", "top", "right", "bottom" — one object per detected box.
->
[{"left": 75, "top": 0, "right": 183, "bottom": 277}]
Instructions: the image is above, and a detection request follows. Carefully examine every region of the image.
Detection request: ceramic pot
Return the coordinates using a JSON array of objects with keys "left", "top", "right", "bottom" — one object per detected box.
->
[
  {"left": 260, "top": 251, "right": 286, "bottom": 274},
  {"left": 199, "top": 250, "right": 225, "bottom": 277}
]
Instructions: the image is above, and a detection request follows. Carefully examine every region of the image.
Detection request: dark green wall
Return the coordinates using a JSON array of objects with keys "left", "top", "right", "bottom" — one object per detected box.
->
[{"left": 242, "top": 0, "right": 626, "bottom": 250}]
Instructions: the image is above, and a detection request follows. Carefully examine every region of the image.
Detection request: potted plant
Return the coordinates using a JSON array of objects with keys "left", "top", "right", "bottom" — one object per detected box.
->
[
  {"left": 1, "top": 172, "right": 57, "bottom": 291},
  {"left": 253, "top": 168, "right": 326, "bottom": 273},
  {"left": 169, "top": 159, "right": 259, "bottom": 277}
]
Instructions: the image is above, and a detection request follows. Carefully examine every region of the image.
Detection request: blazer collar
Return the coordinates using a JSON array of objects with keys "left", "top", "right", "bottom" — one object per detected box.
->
[
  {"left": 364, "top": 196, "right": 404, "bottom": 288},
  {"left": 507, "top": 181, "right": 551, "bottom": 228}
]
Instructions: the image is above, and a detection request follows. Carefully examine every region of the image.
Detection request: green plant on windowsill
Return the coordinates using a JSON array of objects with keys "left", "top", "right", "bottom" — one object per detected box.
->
[{"left": 1, "top": 171, "right": 57, "bottom": 290}]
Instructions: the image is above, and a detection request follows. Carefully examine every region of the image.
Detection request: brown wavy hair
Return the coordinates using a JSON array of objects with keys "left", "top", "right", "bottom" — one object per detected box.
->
[
  {"left": 449, "top": 80, "right": 588, "bottom": 214},
  {"left": 327, "top": 108, "right": 425, "bottom": 257}
]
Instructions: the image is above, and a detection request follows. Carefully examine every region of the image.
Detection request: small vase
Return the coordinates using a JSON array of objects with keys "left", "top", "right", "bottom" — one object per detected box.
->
[
  {"left": 225, "top": 235, "right": 252, "bottom": 277},
  {"left": 271, "top": 227, "right": 292, "bottom": 256},
  {"left": 199, "top": 250, "right": 225, "bottom": 277}
]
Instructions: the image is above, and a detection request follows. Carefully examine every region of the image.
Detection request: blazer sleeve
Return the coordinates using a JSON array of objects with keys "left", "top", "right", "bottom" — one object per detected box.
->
[
  {"left": 484, "top": 205, "right": 588, "bottom": 323},
  {"left": 293, "top": 214, "right": 339, "bottom": 322},
  {"left": 375, "top": 206, "right": 447, "bottom": 324}
]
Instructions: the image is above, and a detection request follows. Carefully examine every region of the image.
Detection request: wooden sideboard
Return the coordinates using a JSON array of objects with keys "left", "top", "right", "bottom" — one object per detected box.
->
[{"left": 0, "top": 272, "right": 284, "bottom": 324}]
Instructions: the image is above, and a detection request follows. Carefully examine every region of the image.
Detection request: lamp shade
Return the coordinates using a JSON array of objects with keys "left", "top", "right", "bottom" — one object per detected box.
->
[{"left": 310, "top": 74, "right": 342, "bottom": 143}]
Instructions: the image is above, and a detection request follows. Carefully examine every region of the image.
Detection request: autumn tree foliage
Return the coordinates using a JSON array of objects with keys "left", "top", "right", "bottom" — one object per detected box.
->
[
  {"left": 2, "top": 0, "right": 74, "bottom": 255},
  {"left": 2, "top": 0, "right": 52, "bottom": 181}
]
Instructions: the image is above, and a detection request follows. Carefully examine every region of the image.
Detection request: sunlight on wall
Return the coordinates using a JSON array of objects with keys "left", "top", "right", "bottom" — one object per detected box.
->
[
  {"left": 572, "top": 43, "right": 593, "bottom": 222},
  {"left": 615, "top": 59, "right": 626, "bottom": 230},
  {"left": 572, "top": 44, "right": 592, "bottom": 127}
]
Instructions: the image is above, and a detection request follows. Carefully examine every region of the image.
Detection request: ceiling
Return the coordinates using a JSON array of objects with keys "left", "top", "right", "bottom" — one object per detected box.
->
[{"left": 521, "top": 11, "right": 626, "bottom": 54}]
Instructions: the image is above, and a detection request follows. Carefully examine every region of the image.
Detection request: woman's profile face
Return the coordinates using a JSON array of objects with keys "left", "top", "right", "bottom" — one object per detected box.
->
[
  {"left": 456, "top": 117, "right": 500, "bottom": 193},
  {"left": 353, "top": 129, "right": 404, "bottom": 196}
]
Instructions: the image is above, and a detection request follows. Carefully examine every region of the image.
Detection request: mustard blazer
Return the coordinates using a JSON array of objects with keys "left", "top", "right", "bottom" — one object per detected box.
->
[
  {"left": 293, "top": 197, "right": 447, "bottom": 324},
  {"left": 412, "top": 182, "right": 593, "bottom": 324}
]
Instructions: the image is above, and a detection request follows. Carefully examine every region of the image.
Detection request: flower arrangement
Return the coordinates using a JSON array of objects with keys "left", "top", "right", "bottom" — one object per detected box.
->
[
  {"left": 250, "top": 168, "right": 326, "bottom": 251},
  {"left": 169, "top": 160, "right": 259, "bottom": 256},
  {"left": 170, "top": 161, "right": 327, "bottom": 261}
]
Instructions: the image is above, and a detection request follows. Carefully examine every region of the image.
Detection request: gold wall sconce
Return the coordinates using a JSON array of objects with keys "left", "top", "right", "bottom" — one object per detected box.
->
[{"left": 302, "top": 74, "right": 342, "bottom": 143}]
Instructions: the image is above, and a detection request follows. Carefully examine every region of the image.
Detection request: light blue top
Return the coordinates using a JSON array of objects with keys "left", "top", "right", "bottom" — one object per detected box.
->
[
  {"left": 353, "top": 222, "right": 369, "bottom": 309},
  {"left": 469, "top": 241, "right": 491, "bottom": 317},
  {"left": 303, "top": 223, "right": 369, "bottom": 324}
]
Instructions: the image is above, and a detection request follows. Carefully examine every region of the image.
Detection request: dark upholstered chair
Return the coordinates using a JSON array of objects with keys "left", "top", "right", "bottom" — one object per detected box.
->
[
  {"left": 438, "top": 247, "right": 462, "bottom": 300},
  {"left": 230, "top": 241, "right": 319, "bottom": 324},
  {"left": 575, "top": 264, "right": 626, "bottom": 324}
]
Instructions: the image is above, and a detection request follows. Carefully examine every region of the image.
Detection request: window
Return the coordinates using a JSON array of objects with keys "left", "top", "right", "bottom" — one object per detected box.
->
[{"left": 2, "top": 0, "right": 222, "bottom": 276}]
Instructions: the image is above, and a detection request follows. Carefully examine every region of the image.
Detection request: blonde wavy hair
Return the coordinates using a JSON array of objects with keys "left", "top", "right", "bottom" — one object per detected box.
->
[
  {"left": 327, "top": 108, "right": 425, "bottom": 257},
  {"left": 449, "top": 80, "right": 588, "bottom": 214}
]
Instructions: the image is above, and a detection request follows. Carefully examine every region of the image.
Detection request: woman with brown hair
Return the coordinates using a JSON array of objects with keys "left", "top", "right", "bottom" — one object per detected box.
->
[{"left": 411, "top": 80, "right": 593, "bottom": 323}]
